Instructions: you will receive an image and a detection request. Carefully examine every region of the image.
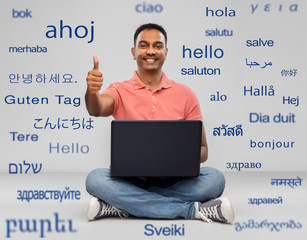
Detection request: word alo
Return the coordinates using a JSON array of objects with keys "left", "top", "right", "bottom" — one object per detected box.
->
[{"left": 6, "top": 213, "right": 76, "bottom": 238}]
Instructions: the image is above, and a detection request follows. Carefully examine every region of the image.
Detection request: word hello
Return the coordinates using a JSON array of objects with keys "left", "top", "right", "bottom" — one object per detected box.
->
[
  {"left": 249, "top": 113, "right": 295, "bottom": 123},
  {"left": 12, "top": 8, "right": 32, "bottom": 18},
  {"left": 205, "top": 7, "right": 236, "bottom": 17},
  {"left": 49, "top": 142, "right": 89, "bottom": 154},
  {"left": 246, "top": 38, "right": 274, "bottom": 47},
  {"left": 5, "top": 213, "right": 76, "bottom": 238},
  {"left": 135, "top": 2, "right": 163, "bottom": 13},
  {"left": 46, "top": 20, "right": 94, "bottom": 43},
  {"left": 144, "top": 224, "right": 185, "bottom": 236},
  {"left": 182, "top": 45, "right": 224, "bottom": 59}
]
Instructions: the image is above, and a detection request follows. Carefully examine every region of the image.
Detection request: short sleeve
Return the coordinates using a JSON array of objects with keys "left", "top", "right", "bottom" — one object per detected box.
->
[
  {"left": 101, "top": 83, "right": 120, "bottom": 116},
  {"left": 184, "top": 87, "right": 203, "bottom": 121}
]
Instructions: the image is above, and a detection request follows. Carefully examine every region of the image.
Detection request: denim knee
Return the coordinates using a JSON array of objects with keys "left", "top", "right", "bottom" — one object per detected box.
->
[
  {"left": 85, "top": 168, "right": 110, "bottom": 195},
  {"left": 200, "top": 167, "right": 226, "bottom": 198}
]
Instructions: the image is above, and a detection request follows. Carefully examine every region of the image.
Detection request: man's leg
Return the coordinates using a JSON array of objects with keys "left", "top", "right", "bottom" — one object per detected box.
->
[
  {"left": 147, "top": 167, "right": 226, "bottom": 202},
  {"left": 85, "top": 168, "right": 196, "bottom": 219}
]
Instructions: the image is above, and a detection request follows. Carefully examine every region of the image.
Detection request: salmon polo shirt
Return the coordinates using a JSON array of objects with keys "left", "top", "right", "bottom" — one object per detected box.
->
[{"left": 102, "top": 71, "right": 203, "bottom": 121}]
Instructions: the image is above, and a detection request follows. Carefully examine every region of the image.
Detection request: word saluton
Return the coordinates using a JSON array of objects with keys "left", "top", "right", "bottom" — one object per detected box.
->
[{"left": 46, "top": 20, "right": 94, "bottom": 43}]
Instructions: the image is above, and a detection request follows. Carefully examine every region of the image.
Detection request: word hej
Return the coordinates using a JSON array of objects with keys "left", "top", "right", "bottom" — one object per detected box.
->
[
  {"left": 9, "top": 160, "right": 42, "bottom": 174},
  {"left": 5, "top": 213, "right": 76, "bottom": 238},
  {"left": 46, "top": 20, "right": 94, "bottom": 44},
  {"left": 4, "top": 94, "right": 81, "bottom": 107}
]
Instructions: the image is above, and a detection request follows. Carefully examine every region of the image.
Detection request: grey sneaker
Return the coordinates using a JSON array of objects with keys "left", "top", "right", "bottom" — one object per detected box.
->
[
  {"left": 87, "top": 197, "right": 129, "bottom": 220},
  {"left": 195, "top": 197, "right": 235, "bottom": 223}
]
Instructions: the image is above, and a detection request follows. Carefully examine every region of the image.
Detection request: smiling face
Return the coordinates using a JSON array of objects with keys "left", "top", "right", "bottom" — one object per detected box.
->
[{"left": 131, "top": 29, "right": 168, "bottom": 73}]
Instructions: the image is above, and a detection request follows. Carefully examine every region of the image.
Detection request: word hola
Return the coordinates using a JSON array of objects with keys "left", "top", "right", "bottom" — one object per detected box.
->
[
  {"left": 135, "top": 2, "right": 163, "bottom": 13},
  {"left": 144, "top": 224, "right": 185, "bottom": 236},
  {"left": 210, "top": 91, "right": 227, "bottom": 101},
  {"left": 249, "top": 113, "right": 296, "bottom": 123},
  {"left": 205, "top": 7, "right": 235, "bottom": 17},
  {"left": 251, "top": 4, "right": 298, "bottom": 14},
  {"left": 246, "top": 38, "right": 274, "bottom": 47},
  {"left": 5, "top": 213, "right": 76, "bottom": 238},
  {"left": 182, "top": 45, "right": 224, "bottom": 59},
  {"left": 12, "top": 8, "right": 32, "bottom": 18},
  {"left": 46, "top": 20, "right": 94, "bottom": 43},
  {"left": 283, "top": 96, "right": 299, "bottom": 106},
  {"left": 9, "top": 160, "right": 42, "bottom": 174}
]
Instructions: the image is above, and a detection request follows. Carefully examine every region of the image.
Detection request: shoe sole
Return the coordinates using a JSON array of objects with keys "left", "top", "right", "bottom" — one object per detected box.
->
[
  {"left": 87, "top": 197, "right": 100, "bottom": 221},
  {"left": 219, "top": 197, "right": 235, "bottom": 224}
]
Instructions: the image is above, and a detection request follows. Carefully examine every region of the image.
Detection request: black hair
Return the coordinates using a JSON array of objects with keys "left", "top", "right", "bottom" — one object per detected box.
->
[{"left": 133, "top": 23, "right": 167, "bottom": 46}]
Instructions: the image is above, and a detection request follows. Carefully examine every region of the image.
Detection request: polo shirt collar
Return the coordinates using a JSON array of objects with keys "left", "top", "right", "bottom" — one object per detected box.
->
[{"left": 131, "top": 71, "right": 173, "bottom": 90}]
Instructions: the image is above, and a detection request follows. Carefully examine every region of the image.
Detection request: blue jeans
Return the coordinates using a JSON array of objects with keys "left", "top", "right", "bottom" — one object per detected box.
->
[{"left": 85, "top": 167, "right": 225, "bottom": 220}]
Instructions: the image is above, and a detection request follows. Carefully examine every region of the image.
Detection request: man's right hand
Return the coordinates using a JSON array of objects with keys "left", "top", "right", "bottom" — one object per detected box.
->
[{"left": 86, "top": 55, "right": 103, "bottom": 94}]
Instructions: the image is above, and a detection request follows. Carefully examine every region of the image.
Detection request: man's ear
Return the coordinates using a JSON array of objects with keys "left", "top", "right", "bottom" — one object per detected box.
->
[
  {"left": 131, "top": 47, "right": 136, "bottom": 60},
  {"left": 165, "top": 47, "right": 168, "bottom": 57}
]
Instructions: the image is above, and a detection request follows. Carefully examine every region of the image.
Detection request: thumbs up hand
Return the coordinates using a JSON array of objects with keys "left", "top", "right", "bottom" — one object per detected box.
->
[{"left": 86, "top": 55, "right": 103, "bottom": 94}]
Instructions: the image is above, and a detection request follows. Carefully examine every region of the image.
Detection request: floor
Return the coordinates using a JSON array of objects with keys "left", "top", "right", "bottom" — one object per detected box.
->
[{"left": 0, "top": 171, "right": 306, "bottom": 240}]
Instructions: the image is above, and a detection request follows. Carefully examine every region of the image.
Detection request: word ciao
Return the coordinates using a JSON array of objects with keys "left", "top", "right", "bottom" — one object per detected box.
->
[
  {"left": 248, "top": 197, "right": 283, "bottom": 205},
  {"left": 34, "top": 117, "right": 94, "bottom": 130},
  {"left": 227, "top": 162, "right": 262, "bottom": 171},
  {"left": 144, "top": 224, "right": 185, "bottom": 236},
  {"left": 235, "top": 219, "right": 302, "bottom": 232},
  {"left": 251, "top": 4, "right": 299, "bottom": 14},
  {"left": 135, "top": 2, "right": 163, "bottom": 13},
  {"left": 46, "top": 20, "right": 94, "bottom": 43},
  {"left": 5, "top": 213, "right": 76, "bottom": 238},
  {"left": 9, "top": 160, "right": 42, "bottom": 174},
  {"left": 205, "top": 7, "right": 235, "bottom": 17},
  {"left": 4, "top": 94, "right": 81, "bottom": 107},
  {"left": 250, "top": 113, "right": 295, "bottom": 123},
  {"left": 17, "top": 187, "right": 81, "bottom": 203},
  {"left": 271, "top": 177, "right": 303, "bottom": 188},
  {"left": 12, "top": 8, "right": 32, "bottom": 18},
  {"left": 213, "top": 124, "right": 243, "bottom": 136}
]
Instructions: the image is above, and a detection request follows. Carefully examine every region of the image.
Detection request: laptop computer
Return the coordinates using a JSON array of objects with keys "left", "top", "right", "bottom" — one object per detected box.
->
[{"left": 110, "top": 120, "right": 202, "bottom": 177}]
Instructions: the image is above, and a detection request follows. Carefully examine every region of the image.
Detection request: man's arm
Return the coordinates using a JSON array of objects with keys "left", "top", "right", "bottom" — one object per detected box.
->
[
  {"left": 200, "top": 125, "right": 208, "bottom": 163},
  {"left": 85, "top": 55, "right": 115, "bottom": 117}
]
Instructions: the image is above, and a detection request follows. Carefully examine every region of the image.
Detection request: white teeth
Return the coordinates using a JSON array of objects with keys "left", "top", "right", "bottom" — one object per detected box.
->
[{"left": 146, "top": 59, "right": 155, "bottom": 62}]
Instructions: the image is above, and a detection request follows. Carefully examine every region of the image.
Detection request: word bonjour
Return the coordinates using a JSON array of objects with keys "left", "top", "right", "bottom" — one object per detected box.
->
[
  {"left": 17, "top": 187, "right": 81, "bottom": 203},
  {"left": 249, "top": 112, "right": 295, "bottom": 123},
  {"left": 144, "top": 224, "right": 185, "bottom": 236},
  {"left": 4, "top": 94, "right": 80, "bottom": 107},
  {"left": 250, "top": 139, "right": 295, "bottom": 150},
  {"left": 9, "top": 160, "right": 42, "bottom": 174},
  {"left": 135, "top": 2, "right": 163, "bottom": 13},
  {"left": 5, "top": 213, "right": 76, "bottom": 238},
  {"left": 235, "top": 219, "right": 302, "bottom": 232},
  {"left": 46, "top": 20, "right": 94, "bottom": 43}
]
